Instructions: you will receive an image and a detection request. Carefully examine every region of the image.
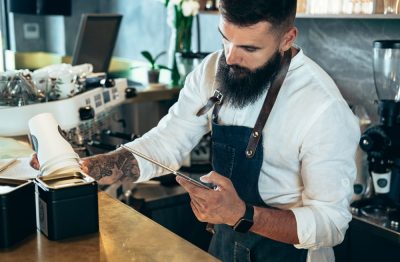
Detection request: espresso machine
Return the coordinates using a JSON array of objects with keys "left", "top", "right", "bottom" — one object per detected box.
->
[{"left": 355, "top": 40, "right": 400, "bottom": 230}]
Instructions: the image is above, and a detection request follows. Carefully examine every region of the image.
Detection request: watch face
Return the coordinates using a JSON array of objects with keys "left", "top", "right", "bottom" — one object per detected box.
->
[{"left": 234, "top": 218, "right": 254, "bottom": 233}]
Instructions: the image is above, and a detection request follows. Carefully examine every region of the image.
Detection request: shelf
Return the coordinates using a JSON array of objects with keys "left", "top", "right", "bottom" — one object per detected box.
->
[
  {"left": 296, "top": 13, "right": 400, "bottom": 19},
  {"left": 199, "top": 11, "right": 400, "bottom": 20}
]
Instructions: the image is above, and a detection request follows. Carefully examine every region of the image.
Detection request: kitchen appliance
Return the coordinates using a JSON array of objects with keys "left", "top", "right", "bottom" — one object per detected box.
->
[
  {"left": 352, "top": 105, "right": 372, "bottom": 202},
  {"left": 354, "top": 40, "right": 400, "bottom": 230},
  {"left": 34, "top": 172, "right": 98, "bottom": 240},
  {"left": 0, "top": 76, "right": 138, "bottom": 157},
  {"left": 0, "top": 178, "right": 36, "bottom": 248},
  {"left": 0, "top": 78, "right": 128, "bottom": 137}
]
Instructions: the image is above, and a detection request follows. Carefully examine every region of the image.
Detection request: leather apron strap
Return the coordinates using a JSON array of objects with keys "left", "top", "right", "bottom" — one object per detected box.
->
[{"left": 244, "top": 49, "right": 292, "bottom": 158}]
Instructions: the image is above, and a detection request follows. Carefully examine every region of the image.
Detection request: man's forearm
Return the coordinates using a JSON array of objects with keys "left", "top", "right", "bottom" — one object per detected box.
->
[
  {"left": 251, "top": 206, "right": 300, "bottom": 245},
  {"left": 85, "top": 149, "right": 140, "bottom": 184}
]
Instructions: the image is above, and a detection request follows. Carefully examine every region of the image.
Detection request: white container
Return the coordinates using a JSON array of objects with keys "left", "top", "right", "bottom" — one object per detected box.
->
[{"left": 28, "top": 112, "right": 80, "bottom": 176}]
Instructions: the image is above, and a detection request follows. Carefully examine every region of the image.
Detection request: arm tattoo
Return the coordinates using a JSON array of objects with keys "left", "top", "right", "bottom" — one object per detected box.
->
[{"left": 86, "top": 149, "right": 140, "bottom": 184}]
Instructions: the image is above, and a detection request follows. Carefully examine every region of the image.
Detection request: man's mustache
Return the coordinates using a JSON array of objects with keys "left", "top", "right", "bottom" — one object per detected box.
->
[{"left": 228, "top": 64, "right": 251, "bottom": 74}]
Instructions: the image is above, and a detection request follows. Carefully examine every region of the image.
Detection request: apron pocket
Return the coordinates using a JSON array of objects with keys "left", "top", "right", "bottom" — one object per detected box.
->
[{"left": 234, "top": 241, "right": 251, "bottom": 262}]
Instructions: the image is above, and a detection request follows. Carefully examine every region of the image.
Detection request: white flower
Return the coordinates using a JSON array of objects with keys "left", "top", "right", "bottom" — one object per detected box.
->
[
  {"left": 181, "top": 0, "right": 200, "bottom": 17},
  {"left": 166, "top": 3, "right": 175, "bottom": 27}
]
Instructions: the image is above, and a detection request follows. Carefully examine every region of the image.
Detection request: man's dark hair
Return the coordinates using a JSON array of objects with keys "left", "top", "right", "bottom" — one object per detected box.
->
[{"left": 219, "top": 0, "right": 297, "bottom": 32}]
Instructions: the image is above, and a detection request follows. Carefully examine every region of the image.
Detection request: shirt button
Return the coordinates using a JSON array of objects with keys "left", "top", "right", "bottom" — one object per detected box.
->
[
  {"left": 252, "top": 131, "right": 259, "bottom": 138},
  {"left": 246, "top": 150, "right": 253, "bottom": 157}
]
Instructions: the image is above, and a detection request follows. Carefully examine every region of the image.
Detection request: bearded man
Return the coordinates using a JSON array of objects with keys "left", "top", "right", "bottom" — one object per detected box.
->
[{"left": 31, "top": 0, "right": 360, "bottom": 261}]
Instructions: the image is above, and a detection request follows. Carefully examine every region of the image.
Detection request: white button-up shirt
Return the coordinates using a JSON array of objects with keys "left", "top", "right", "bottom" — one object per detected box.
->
[{"left": 127, "top": 49, "right": 360, "bottom": 262}]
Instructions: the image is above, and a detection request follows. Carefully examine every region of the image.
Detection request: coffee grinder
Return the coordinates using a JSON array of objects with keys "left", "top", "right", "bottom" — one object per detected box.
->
[{"left": 355, "top": 40, "right": 400, "bottom": 229}]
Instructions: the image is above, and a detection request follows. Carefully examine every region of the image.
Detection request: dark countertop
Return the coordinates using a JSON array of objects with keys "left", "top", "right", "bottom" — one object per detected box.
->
[{"left": 352, "top": 214, "right": 400, "bottom": 245}]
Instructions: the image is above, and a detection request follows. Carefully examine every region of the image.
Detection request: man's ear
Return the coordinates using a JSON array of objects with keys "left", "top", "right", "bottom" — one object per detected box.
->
[{"left": 279, "top": 27, "right": 298, "bottom": 53}]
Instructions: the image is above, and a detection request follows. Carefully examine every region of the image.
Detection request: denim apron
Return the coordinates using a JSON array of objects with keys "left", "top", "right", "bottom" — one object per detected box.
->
[{"left": 198, "top": 50, "right": 307, "bottom": 262}]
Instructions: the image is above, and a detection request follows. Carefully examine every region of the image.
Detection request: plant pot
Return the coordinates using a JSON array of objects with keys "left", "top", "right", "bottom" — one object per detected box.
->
[{"left": 147, "top": 69, "right": 160, "bottom": 84}]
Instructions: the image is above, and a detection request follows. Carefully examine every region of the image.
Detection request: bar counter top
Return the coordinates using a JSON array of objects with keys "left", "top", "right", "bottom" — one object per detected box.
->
[{"left": 0, "top": 192, "right": 219, "bottom": 262}]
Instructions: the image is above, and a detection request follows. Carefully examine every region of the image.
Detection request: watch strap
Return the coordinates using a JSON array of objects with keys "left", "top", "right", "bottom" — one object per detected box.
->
[{"left": 232, "top": 204, "right": 254, "bottom": 232}]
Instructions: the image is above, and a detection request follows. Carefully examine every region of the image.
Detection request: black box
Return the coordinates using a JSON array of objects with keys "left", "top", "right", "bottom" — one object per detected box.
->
[
  {"left": 0, "top": 178, "right": 36, "bottom": 249},
  {"left": 35, "top": 172, "right": 99, "bottom": 240}
]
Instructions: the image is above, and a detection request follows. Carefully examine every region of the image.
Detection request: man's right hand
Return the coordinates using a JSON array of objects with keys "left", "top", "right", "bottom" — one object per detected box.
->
[{"left": 30, "top": 153, "right": 40, "bottom": 170}]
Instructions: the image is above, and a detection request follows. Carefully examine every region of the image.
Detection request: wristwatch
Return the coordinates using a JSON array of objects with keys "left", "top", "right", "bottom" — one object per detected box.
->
[{"left": 232, "top": 204, "right": 254, "bottom": 233}]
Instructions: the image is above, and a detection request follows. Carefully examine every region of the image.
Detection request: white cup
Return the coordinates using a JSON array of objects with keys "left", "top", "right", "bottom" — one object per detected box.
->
[
  {"left": 32, "top": 70, "right": 49, "bottom": 92},
  {"left": 48, "top": 69, "right": 77, "bottom": 99},
  {"left": 70, "top": 63, "right": 93, "bottom": 76}
]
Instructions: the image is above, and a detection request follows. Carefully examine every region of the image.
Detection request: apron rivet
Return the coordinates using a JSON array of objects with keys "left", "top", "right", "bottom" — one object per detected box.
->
[
  {"left": 252, "top": 131, "right": 259, "bottom": 138},
  {"left": 246, "top": 150, "right": 253, "bottom": 156}
]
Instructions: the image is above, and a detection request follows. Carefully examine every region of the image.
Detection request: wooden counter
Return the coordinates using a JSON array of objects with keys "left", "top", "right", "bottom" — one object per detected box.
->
[{"left": 0, "top": 192, "right": 219, "bottom": 262}]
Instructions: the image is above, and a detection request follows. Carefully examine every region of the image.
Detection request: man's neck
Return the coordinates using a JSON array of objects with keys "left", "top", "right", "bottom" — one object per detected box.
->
[{"left": 290, "top": 46, "right": 299, "bottom": 58}]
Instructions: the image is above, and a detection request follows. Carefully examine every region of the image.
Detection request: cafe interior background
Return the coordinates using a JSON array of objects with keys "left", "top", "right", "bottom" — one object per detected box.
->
[{"left": 0, "top": 0, "right": 400, "bottom": 261}]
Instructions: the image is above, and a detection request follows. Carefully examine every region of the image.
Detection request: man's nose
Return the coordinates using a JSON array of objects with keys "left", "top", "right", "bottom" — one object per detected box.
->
[{"left": 225, "top": 44, "right": 240, "bottom": 65}]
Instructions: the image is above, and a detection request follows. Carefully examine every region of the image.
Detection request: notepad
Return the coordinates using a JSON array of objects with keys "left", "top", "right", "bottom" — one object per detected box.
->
[
  {"left": 0, "top": 158, "right": 17, "bottom": 173},
  {"left": 0, "top": 157, "right": 39, "bottom": 180}
]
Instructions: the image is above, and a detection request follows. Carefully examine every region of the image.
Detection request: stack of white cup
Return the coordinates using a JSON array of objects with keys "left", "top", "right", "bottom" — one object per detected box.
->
[{"left": 28, "top": 113, "right": 81, "bottom": 176}]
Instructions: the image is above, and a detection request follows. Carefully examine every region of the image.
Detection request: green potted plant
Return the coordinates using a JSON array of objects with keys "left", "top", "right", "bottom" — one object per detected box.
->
[{"left": 140, "top": 50, "right": 171, "bottom": 84}]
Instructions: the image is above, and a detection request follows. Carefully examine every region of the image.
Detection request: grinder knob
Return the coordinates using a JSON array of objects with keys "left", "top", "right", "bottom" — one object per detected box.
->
[
  {"left": 360, "top": 135, "right": 375, "bottom": 152},
  {"left": 79, "top": 106, "right": 95, "bottom": 121},
  {"left": 359, "top": 126, "right": 391, "bottom": 153},
  {"left": 100, "top": 78, "right": 115, "bottom": 88},
  {"left": 125, "top": 87, "right": 137, "bottom": 99}
]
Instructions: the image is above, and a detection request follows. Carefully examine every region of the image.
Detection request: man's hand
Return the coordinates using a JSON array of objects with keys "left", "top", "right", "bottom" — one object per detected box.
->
[
  {"left": 176, "top": 171, "right": 246, "bottom": 226},
  {"left": 30, "top": 153, "right": 40, "bottom": 170}
]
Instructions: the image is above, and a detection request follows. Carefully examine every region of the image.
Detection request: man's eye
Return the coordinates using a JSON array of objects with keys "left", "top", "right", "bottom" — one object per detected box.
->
[{"left": 244, "top": 47, "right": 257, "bottom": 52}]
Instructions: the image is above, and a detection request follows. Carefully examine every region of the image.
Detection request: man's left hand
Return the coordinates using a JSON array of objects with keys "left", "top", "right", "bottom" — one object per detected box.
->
[{"left": 176, "top": 171, "right": 245, "bottom": 226}]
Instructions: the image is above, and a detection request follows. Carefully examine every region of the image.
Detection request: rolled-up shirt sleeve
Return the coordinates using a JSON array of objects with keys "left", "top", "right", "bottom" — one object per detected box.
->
[{"left": 291, "top": 100, "right": 360, "bottom": 249}]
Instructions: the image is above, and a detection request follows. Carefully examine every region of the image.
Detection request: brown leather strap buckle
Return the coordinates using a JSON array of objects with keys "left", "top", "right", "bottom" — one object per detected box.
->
[
  {"left": 213, "top": 89, "right": 223, "bottom": 104},
  {"left": 196, "top": 89, "right": 224, "bottom": 117}
]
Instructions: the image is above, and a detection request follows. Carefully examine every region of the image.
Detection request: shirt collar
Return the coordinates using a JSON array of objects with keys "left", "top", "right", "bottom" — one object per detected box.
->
[{"left": 288, "top": 46, "right": 305, "bottom": 72}]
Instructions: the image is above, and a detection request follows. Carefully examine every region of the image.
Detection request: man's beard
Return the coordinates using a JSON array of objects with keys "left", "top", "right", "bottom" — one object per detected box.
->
[{"left": 216, "top": 50, "right": 282, "bottom": 109}]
